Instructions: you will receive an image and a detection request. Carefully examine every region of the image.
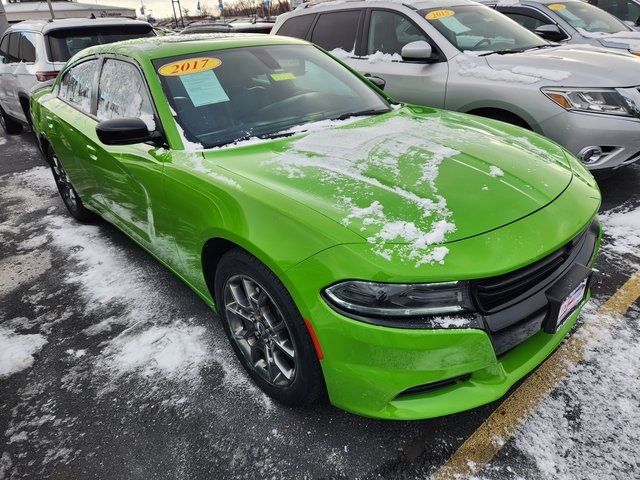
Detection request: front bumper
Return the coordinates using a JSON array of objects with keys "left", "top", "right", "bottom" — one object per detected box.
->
[
  {"left": 538, "top": 110, "right": 640, "bottom": 171},
  {"left": 283, "top": 177, "right": 601, "bottom": 419}
]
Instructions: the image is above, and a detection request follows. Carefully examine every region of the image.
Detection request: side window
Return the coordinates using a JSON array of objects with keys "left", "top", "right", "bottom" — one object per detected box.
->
[
  {"left": 97, "top": 59, "right": 155, "bottom": 130},
  {"left": 367, "top": 10, "right": 428, "bottom": 56},
  {"left": 277, "top": 14, "right": 315, "bottom": 39},
  {"left": 596, "top": 0, "right": 640, "bottom": 22},
  {"left": 310, "top": 11, "right": 361, "bottom": 52},
  {"left": 59, "top": 59, "right": 99, "bottom": 114},
  {"left": 501, "top": 12, "right": 552, "bottom": 30},
  {"left": 8, "top": 33, "right": 20, "bottom": 63},
  {"left": 19, "top": 33, "right": 37, "bottom": 63},
  {"left": 0, "top": 35, "right": 9, "bottom": 62}
]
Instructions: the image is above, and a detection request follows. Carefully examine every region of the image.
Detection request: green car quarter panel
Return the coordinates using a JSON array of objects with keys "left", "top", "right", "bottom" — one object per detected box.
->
[{"left": 30, "top": 34, "right": 602, "bottom": 419}]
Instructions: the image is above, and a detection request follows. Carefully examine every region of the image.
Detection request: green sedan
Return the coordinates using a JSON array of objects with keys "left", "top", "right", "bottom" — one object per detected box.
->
[{"left": 30, "top": 34, "right": 601, "bottom": 420}]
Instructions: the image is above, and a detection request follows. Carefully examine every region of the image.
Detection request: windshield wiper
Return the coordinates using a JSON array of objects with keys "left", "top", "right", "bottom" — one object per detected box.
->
[
  {"left": 332, "top": 108, "right": 392, "bottom": 121},
  {"left": 478, "top": 44, "right": 557, "bottom": 57}
]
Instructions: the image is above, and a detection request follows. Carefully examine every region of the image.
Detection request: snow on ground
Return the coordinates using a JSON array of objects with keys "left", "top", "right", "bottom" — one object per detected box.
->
[
  {"left": 600, "top": 203, "right": 640, "bottom": 262},
  {"left": 0, "top": 326, "right": 47, "bottom": 378},
  {"left": 482, "top": 305, "right": 640, "bottom": 479}
]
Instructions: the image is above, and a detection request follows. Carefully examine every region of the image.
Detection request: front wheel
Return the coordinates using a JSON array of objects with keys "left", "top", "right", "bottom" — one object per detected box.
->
[
  {"left": 48, "top": 147, "right": 96, "bottom": 223},
  {"left": 214, "top": 249, "right": 325, "bottom": 406}
]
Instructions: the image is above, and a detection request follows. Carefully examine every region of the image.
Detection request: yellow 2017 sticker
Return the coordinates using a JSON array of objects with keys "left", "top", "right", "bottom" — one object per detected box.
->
[
  {"left": 270, "top": 72, "right": 296, "bottom": 81},
  {"left": 548, "top": 3, "right": 566, "bottom": 10},
  {"left": 426, "top": 9, "right": 455, "bottom": 20},
  {"left": 158, "top": 57, "right": 222, "bottom": 76}
]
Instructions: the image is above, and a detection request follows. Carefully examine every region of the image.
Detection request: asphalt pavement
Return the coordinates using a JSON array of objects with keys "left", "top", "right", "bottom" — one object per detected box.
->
[{"left": 1, "top": 127, "right": 638, "bottom": 480}]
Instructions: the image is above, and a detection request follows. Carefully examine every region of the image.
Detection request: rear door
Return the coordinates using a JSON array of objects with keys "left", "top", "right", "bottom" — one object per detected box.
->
[
  {"left": 91, "top": 57, "right": 165, "bottom": 248},
  {"left": 0, "top": 34, "right": 11, "bottom": 112},
  {"left": 14, "top": 32, "right": 39, "bottom": 122},
  {"left": 2, "top": 33, "right": 21, "bottom": 118}
]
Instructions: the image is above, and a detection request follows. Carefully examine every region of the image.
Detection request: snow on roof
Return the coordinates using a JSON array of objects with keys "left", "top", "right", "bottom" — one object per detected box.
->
[{"left": 4, "top": 1, "right": 137, "bottom": 26}]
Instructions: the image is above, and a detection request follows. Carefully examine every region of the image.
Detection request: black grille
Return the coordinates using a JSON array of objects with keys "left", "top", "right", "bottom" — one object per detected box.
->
[{"left": 474, "top": 227, "right": 590, "bottom": 313}]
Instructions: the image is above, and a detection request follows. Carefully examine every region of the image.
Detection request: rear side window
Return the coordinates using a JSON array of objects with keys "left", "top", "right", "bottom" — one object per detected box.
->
[
  {"left": 97, "top": 59, "right": 155, "bottom": 129},
  {"left": 277, "top": 15, "right": 315, "bottom": 39},
  {"left": 502, "top": 12, "right": 552, "bottom": 31},
  {"left": 19, "top": 33, "right": 37, "bottom": 63},
  {"left": 8, "top": 33, "right": 20, "bottom": 63},
  {"left": 45, "top": 25, "right": 154, "bottom": 62},
  {"left": 58, "top": 59, "right": 99, "bottom": 114},
  {"left": 311, "top": 11, "right": 361, "bottom": 52}
]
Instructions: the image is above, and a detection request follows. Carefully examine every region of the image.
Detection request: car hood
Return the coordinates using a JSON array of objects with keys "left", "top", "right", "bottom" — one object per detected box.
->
[
  {"left": 483, "top": 46, "right": 640, "bottom": 87},
  {"left": 203, "top": 107, "right": 573, "bottom": 264}
]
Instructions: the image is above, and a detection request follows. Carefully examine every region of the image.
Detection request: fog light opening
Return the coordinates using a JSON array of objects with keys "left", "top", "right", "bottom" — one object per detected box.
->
[{"left": 578, "top": 146, "right": 604, "bottom": 165}]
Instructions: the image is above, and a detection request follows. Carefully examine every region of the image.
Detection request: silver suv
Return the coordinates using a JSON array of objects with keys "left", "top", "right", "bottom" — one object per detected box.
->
[
  {"left": 0, "top": 18, "right": 154, "bottom": 134},
  {"left": 272, "top": 0, "right": 640, "bottom": 171},
  {"left": 480, "top": 0, "right": 640, "bottom": 54}
]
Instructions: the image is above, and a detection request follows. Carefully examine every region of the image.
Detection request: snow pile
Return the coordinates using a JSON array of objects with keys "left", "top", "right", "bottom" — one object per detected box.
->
[
  {"left": 264, "top": 114, "right": 461, "bottom": 266},
  {"left": 457, "top": 55, "right": 571, "bottom": 83},
  {"left": 365, "top": 51, "right": 402, "bottom": 63},
  {"left": 600, "top": 203, "right": 640, "bottom": 260},
  {"left": 0, "top": 326, "right": 47, "bottom": 378},
  {"left": 510, "top": 308, "right": 640, "bottom": 478},
  {"left": 330, "top": 48, "right": 353, "bottom": 60},
  {"left": 489, "top": 166, "right": 505, "bottom": 177}
]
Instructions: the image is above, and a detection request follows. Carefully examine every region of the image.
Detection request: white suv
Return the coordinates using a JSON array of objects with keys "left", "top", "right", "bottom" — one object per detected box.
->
[{"left": 0, "top": 18, "right": 154, "bottom": 134}]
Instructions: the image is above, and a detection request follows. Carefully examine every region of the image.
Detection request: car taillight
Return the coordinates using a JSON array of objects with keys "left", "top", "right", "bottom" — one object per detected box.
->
[{"left": 35, "top": 71, "right": 59, "bottom": 82}]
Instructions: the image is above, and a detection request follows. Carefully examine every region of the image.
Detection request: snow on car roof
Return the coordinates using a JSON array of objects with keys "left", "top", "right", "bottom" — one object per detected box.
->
[{"left": 6, "top": 17, "right": 151, "bottom": 34}]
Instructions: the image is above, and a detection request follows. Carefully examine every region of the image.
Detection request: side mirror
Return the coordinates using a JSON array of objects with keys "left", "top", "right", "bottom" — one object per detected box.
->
[
  {"left": 96, "top": 118, "right": 161, "bottom": 146},
  {"left": 401, "top": 40, "right": 436, "bottom": 62},
  {"left": 534, "top": 24, "right": 568, "bottom": 41},
  {"left": 364, "top": 73, "right": 386, "bottom": 90}
]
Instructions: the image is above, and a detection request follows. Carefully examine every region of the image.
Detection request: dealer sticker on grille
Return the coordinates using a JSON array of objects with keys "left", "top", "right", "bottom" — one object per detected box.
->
[{"left": 557, "top": 277, "right": 588, "bottom": 327}]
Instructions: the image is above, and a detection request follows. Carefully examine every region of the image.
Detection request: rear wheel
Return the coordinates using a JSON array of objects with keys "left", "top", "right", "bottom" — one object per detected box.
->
[
  {"left": 48, "top": 147, "right": 96, "bottom": 222},
  {"left": 0, "top": 106, "right": 23, "bottom": 135},
  {"left": 214, "top": 249, "right": 324, "bottom": 406}
]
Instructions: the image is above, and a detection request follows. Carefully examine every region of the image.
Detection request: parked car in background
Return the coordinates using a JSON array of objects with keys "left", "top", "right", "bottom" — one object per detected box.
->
[
  {"left": 180, "top": 18, "right": 275, "bottom": 34},
  {"left": 0, "top": 17, "right": 154, "bottom": 134},
  {"left": 479, "top": 0, "right": 640, "bottom": 55},
  {"left": 30, "top": 34, "right": 601, "bottom": 420},
  {"left": 273, "top": 0, "right": 640, "bottom": 171},
  {"left": 588, "top": 0, "right": 640, "bottom": 29}
]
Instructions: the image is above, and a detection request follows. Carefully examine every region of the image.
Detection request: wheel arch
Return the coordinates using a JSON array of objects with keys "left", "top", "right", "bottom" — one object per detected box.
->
[{"left": 466, "top": 107, "right": 534, "bottom": 131}]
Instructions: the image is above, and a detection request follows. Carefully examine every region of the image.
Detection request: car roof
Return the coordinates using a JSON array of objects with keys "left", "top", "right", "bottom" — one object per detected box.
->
[
  {"left": 476, "top": 0, "right": 581, "bottom": 4},
  {"left": 72, "top": 33, "right": 308, "bottom": 62},
  {"left": 291, "top": 0, "right": 481, "bottom": 14},
  {"left": 6, "top": 18, "right": 152, "bottom": 34}
]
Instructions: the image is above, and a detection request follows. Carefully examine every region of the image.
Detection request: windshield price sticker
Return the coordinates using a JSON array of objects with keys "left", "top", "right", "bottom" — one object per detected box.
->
[
  {"left": 548, "top": 3, "right": 566, "bottom": 10},
  {"left": 159, "top": 57, "right": 222, "bottom": 76},
  {"left": 426, "top": 9, "right": 455, "bottom": 20},
  {"left": 270, "top": 72, "right": 296, "bottom": 81}
]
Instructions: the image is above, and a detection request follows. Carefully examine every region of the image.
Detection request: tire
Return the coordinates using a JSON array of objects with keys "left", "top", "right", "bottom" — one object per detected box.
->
[
  {"left": 0, "top": 106, "right": 24, "bottom": 135},
  {"left": 214, "top": 249, "right": 325, "bottom": 407},
  {"left": 47, "top": 146, "right": 96, "bottom": 223}
]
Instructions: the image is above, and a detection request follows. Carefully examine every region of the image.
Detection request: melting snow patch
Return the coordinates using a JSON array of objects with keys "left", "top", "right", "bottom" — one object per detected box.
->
[
  {"left": 96, "top": 322, "right": 211, "bottom": 380},
  {"left": 0, "top": 326, "right": 47, "bottom": 378},
  {"left": 600, "top": 203, "right": 640, "bottom": 260},
  {"left": 457, "top": 55, "right": 571, "bottom": 83},
  {"left": 365, "top": 51, "right": 402, "bottom": 63},
  {"left": 489, "top": 166, "right": 505, "bottom": 177}
]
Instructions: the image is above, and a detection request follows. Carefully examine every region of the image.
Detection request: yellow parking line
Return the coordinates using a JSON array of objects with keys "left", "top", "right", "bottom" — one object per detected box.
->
[{"left": 432, "top": 267, "right": 640, "bottom": 480}]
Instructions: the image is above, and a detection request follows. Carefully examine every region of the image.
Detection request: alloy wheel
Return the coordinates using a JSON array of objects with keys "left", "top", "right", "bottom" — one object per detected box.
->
[
  {"left": 223, "top": 274, "right": 298, "bottom": 387},
  {"left": 51, "top": 154, "right": 79, "bottom": 212}
]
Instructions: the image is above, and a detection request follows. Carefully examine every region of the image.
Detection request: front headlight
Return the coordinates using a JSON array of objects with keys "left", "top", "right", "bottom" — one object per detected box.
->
[
  {"left": 541, "top": 87, "right": 632, "bottom": 116},
  {"left": 323, "top": 280, "right": 474, "bottom": 319}
]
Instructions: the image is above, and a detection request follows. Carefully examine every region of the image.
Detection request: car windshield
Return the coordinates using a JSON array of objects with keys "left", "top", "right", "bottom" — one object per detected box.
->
[
  {"left": 46, "top": 25, "right": 155, "bottom": 62},
  {"left": 154, "top": 44, "right": 391, "bottom": 149},
  {"left": 543, "top": 2, "right": 630, "bottom": 33},
  {"left": 421, "top": 5, "right": 548, "bottom": 52}
]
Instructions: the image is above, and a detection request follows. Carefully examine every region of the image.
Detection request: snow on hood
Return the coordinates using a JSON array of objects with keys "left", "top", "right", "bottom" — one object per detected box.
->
[
  {"left": 206, "top": 108, "right": 574, "bottom": 267},
  {"left": 577, "top": 28, "right": 640, "bottom": 52},
  {"left": 457, "top": 53, "right": 571, "bottom": 84},
  {"left": 481, "top": 45, "right": 640, "bottom": 87}
]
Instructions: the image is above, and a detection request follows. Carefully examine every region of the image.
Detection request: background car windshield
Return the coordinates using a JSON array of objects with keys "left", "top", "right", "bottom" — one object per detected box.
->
[
  {"left": 46, "top": 25, "right": 154, "bottom": 62},
  {"left": 544, "top": 2, "right": 629, "bottom": 33},
  {"left": 421, "top": 5, "right": 548, "bottom": 52},
  {"left": 154, "top": 45, "right": 391, "bottom": 149}
]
